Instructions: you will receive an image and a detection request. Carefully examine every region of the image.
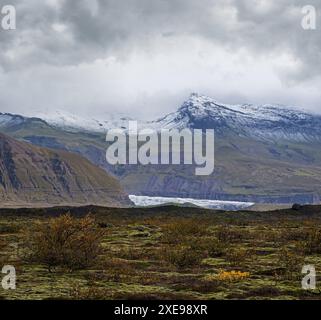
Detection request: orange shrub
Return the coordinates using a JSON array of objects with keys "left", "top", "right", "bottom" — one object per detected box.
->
[
  {"left": 205, "top": 270, "right": 250, "bottom": 282},
  {"left": 26, "top": 214, "right": 103, "bottom": 271}
]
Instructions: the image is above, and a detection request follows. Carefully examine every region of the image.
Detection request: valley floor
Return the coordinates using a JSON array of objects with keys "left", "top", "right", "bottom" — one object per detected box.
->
[{"left": 1, "top": 205, "right": 321, "bottom": 300}]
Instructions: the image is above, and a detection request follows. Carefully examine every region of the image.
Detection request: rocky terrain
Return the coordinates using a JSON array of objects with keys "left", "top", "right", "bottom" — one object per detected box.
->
[
  {"left": 0, "top": 133, "right": 129, "bottom": 207},
  {"left": 1, "top": 93, "right": 321, "bottom": 204}
]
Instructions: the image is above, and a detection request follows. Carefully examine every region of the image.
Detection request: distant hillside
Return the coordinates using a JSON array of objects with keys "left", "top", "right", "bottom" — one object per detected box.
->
[
  {"left": 0, "top": 133, "right": 130, "bottom": 207},
  {"left": 2, "top": 93, "right": 321, "bottom": 204}
]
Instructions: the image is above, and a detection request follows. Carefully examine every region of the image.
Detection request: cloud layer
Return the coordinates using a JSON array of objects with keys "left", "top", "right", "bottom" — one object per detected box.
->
[{"left": 0, "top": 0, "right": 320, "bottom": 119}]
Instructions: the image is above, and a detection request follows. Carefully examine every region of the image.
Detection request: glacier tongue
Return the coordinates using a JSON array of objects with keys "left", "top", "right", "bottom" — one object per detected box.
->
[{"left": 129, "top": 195, "right": 254, "bottom": 211}]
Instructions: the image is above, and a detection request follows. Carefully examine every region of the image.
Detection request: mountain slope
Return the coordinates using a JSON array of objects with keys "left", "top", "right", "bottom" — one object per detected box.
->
[
  {"left": 0, "top": 133, "right": 129, "bottom": 207},
  {"left": 2, "top": 94, "right": 321, "bottom": 204},
  {"left": 150, "top": 93, "right": 321, "bottom": 142},
  {"left": 13, "top": 94, "right": 321, "bottom": 143},
  {"left": 118, "top": 95, "right": 321, "bottom": 203}
]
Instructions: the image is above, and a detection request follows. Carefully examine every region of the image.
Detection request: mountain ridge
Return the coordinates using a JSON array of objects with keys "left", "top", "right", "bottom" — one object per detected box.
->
[
  {"left": 0, "top": 132, "right": 130, "bottom": 207},
  {"left": 2, "top": 93, "right": 321, "bottom": 143},
  {"left": 151, "top": 94, "right": 321, "bottom": 142},
  {"left": 1, "top": 94, "right": 321, "bottom": 204}
]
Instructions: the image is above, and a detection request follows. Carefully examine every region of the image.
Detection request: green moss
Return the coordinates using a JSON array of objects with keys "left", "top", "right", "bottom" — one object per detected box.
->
[{"left": 1, "top": 207, "right": 321, "bottom": 300}]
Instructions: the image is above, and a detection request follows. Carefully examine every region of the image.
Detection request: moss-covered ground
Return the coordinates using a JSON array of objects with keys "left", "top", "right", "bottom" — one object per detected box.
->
[{"left": 1, "top": 205, "right": 321, "bottom": 300}]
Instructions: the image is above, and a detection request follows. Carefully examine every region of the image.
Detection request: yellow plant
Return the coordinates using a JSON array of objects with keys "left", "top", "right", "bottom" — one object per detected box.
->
[{"left": 205, "top": 270, "right": 250, "bottom": 282}]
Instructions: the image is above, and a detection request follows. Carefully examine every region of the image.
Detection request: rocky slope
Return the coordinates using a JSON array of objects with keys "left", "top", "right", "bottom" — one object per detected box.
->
[
  {"left": 0, "top": 133, "right": 129, "bottom": 207},
  {"left": 6, "top": 93, "right": 321, "bottom": 143},
  {"left": 151, "top": 93, "right": 321, "bottom": 142},
  {"left": 2, "top": 94, "right": 321, "bottom": 204}
]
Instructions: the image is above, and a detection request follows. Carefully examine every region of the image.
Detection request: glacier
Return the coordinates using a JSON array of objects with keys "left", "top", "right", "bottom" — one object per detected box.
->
[{"left": 129, "top": 195, "right": 254, "bottom": 211}]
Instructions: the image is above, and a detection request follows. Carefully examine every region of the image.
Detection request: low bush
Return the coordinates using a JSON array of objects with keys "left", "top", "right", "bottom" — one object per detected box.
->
[
  {"left": 25, "top": 214, "right": 103, "bottom": 271},
  {"left": 191, "top": 237, "right": 226, "bottom": 258},
  {"left": 224, "top": 247, "right": 252, "bottom": 266},
  {"left": 300, "top": 227, "right": 321, "bottom": 254},
  {"left": 163, "top": 246, "right": 203, "bottom": 269},
  {"left": 161, "top": 219, "right": 208, "bottom": 244},
  {"left": 216, "top": 225, "right": 249, "bottom": 243},
  {"left": 277, "top": 248, "right": 304, "bottom": 279},
  {"left": 0, "top": 223, "right": 20, "bottom": 234}
]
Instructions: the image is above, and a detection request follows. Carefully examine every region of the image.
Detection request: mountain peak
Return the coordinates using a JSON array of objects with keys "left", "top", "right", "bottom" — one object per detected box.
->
[
  {"left": 151, "top": 94, "right": 321, "bottom": 142},
  {"left": 187, "top": 92, "right": 218, "bottom": 104},
  {"left": 181, "top": 94, "right": 238, "bottom": 115},
  {"left": 1, "top": 93, "right": 320, "bottom": 143},
  {"left": 175, "top": 93, "right": 314, "bottom": 123}
]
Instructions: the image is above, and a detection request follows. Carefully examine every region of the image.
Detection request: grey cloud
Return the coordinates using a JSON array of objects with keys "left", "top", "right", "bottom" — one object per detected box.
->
[
  {"left": 0, "top": 0, "right": 320, "bottom": 117},
  {"left": 0, "top": 0, "right": 320, "bottom": 80}
]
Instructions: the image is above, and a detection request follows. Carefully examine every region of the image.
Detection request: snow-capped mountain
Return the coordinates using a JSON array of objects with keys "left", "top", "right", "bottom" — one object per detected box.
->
[
  {"left": 1, "top": 93, "right": 321, "bottom": 142},
  {"left": 2, "top": 94, "right": 321, "bottom": 204},
  {"left": 0, "top": 113, "right": 27, "bottom": 127},
  {"left": 36, "top": 110, "right": 134, "bottom": 133},
  {"left": 0, "top": 110, "right": 134, "bottom": 133},
  {"left": 0, "top": 112, "right": 48, "bottom": 129},
  {"left": 150, "top": 93, "right": 321, "bottom": 142}
]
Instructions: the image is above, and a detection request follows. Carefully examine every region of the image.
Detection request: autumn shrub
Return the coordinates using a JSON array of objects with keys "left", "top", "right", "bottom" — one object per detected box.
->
[
  {"left": 191, "top": 237, "right": 226, "bottom": 258},
  {"left": 300, "top": 227, "right": 321, "bottom": 254},
  {"left": 25, "top": 214, "right": 103, "bottom": 271},
  {"left": 288, "top": 228, "right": 309, "bottom": 242},
  {"left": 225, "top": 247, "right": 252, "bottom": 266},
  {"left": 161, "top": 219, "right": 208, "bottom": 244},
  {"left": 205, "top": 270, "right": 250, "bottom": 282},
  {"left": 163, "top": 245, "right": 203, "bottom": 269},
  {"left": 277, "top": 248, "right": 304, "bottom": 278},
  {"left": 117, "top": 247, "right": 146, "bottom": 260},
  {"left": 70, "top": 284, "right": 110, "bottom": 300},
  {"left": 215, "top": 225, "right": 249, "bottom": 243},
  {"left": 0, "top": 223, "right": 20, "bottom": 234}
]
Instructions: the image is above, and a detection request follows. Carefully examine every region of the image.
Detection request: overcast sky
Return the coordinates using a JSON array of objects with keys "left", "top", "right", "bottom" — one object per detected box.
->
[{"left": 0, "top": 0, "right": 320, "bottom": 119}]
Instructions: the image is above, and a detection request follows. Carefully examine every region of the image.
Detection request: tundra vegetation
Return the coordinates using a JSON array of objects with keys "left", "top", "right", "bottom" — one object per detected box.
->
[{"left": 0, "top": 205, "right": 321, "bottom": 300}]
